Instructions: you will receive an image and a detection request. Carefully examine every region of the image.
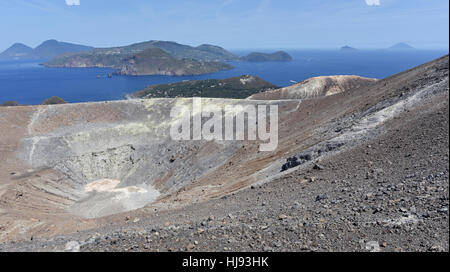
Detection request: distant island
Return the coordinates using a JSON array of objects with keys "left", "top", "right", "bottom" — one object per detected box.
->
[
  {"left": 131, "top": 75, "right": 278, "bottom": 99},
  {"left": 339, "top": 44, "right": 417, "bottom": 52},
  {"left": 1, "top": 39, "right": 294, "bottom": 76},
  {"left": 117, "top": 48, "right": 234, "bottom": 76},
  {"left": 0, "top": 40, "right": 93, "bottom": 61},
  {"left": 240, "top": 51, "right": 292, "bottom": 62},
  {"left": 45, "top": 47, "right": 234, "bottom": 76},
  {"left": 340, "top": 45, "right": 358, "bottom": 52},
  {"left": 389, "top": 42, "right": 415, "bottom": 50},
  {"left": 41, "top": 40, "right": 293, "bottom": 76},
  {"left": 0, "top": 43, "right": 34, "bottom": 61}
]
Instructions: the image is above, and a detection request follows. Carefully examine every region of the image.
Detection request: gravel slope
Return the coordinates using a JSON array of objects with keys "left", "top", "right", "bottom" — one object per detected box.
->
[
  {"left": 79, "top": 89, "right": 449, "bottom": 252},
  {"left": 0, "top": 55, "right": 448, "bottom": 252}
]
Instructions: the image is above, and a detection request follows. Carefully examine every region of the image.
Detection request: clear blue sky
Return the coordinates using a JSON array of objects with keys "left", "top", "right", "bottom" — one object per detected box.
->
[{"left": 0, "top": 0, "right": 448, "bottom": 51}]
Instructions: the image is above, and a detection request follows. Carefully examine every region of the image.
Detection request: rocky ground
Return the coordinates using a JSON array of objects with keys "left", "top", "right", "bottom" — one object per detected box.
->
[
  {"left": 78, "top": 93, "right": 450, "bottom": 252},
  {"left": 0, "top": 55, "right": 448, "bottom": 252}
]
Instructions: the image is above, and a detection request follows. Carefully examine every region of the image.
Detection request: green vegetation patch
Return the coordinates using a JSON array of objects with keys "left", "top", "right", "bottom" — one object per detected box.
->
[
  {"left": 42, "top": 96, "right": 67, "bottom": 105},
  {"left": 132, "top": 75, "right": 279, "bottom": 99}
]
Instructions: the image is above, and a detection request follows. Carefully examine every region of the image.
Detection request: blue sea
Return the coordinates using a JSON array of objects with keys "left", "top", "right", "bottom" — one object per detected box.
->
[{"left": 0, "top": 49, "right": 447, "bottom": 105}]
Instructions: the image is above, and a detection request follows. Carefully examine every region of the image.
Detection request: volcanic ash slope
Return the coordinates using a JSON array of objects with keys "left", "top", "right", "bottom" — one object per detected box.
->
[{"left": 248, "top": 75, "right": 377, "bottom": 100}]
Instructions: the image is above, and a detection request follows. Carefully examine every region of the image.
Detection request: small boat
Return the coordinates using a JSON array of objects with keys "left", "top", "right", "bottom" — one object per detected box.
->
[
  {"left": 107, "top": 73, "right": 112, "bottom": 78},
  {"left": 96, "top": 75, "right": 101, "bottom": 79}
]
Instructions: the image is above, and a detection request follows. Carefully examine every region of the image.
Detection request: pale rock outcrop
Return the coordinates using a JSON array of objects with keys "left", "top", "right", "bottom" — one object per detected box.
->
[{"left": 249, "top": 75, "right": 377, "bottom": 100}]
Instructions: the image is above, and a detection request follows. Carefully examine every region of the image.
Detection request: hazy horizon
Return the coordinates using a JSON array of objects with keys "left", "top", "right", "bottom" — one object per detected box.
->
[
  {"left": 1, "top": 0, "right": 448, "bottom": 52},
  {"left": 2, "top": 41, "right": 449, "bottom": 53}
]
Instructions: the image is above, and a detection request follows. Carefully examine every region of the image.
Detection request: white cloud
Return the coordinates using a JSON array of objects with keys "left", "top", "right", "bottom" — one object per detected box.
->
[
  {"left": 65, "top": 0, "right": 80, "bottom": 6},
  {"left": 365, "top": 0, "right": 380, "bottom": 6}
]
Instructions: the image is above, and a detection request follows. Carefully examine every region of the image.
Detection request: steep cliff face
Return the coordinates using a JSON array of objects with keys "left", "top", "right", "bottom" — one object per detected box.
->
[{"left": 248, "top": 75, "right": 377, "bottom": 100}]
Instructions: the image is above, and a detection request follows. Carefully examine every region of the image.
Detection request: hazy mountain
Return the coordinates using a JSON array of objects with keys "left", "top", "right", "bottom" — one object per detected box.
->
[
  {"left": 33, "top": 40, "right": 93, "bottom": 60},
  {"left": 0, "top": 39, "right": 93, "bottom": 61},
  {"left": 340, "top": 45, "right": 358, "bottom": 52},
  {"left": 389, "top": 42, "right": 415, "bottom": 50},
  {"left": 146, "top": 41, "right": 239, "bottom": 61},
  {"left": 0, "top": 43, "right": 34, "bottom": 60},
  {"left": 196, "top": 44, "right": 239, "bottom": 61},
  {"left": 240, "top": 51, "right": 293, "bottom": 62}
]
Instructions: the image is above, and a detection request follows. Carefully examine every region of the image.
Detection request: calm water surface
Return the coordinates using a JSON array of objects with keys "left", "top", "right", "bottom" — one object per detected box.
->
[{"left": 0, "top": 49, "right": 447, "bottom": 105}]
